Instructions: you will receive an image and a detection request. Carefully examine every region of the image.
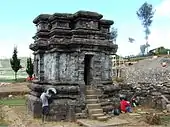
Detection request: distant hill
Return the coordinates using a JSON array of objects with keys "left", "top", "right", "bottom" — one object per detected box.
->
[
  {"left": 0, "top": 57, "right": 29, "bottom": 79},
  {"left": 0, "top": 57, "right": 28, "bottom": 69}
]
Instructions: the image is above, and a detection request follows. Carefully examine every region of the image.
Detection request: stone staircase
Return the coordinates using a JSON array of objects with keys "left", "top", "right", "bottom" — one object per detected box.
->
[{"left": 86, "top": 87, "right": 108, "bottom": 121}]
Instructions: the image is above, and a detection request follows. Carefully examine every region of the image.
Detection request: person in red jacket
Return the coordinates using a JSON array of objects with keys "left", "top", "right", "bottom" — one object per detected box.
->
[{"left": 120, "top": 97, "right": 132, "bottom": 113}]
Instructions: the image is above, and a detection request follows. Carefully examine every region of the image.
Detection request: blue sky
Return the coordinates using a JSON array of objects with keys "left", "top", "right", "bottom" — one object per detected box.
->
[{"left": 0, "top": 0, "right": 169, "bottom": 58}]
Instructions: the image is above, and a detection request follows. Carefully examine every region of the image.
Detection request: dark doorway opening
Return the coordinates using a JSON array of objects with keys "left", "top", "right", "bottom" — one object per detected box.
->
[{"left": 84, "top": 55, "right": 93, "bottom": 85}]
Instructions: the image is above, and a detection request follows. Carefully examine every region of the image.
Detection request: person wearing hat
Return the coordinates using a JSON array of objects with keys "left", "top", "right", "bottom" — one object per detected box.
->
[{"left": 40, "top": 88, "right": 57, "bottom": 122}]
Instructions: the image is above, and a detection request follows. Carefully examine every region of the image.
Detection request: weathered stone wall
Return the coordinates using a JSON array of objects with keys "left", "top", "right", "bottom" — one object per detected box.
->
[
  {"left": 94, "top": 81, "right": 170, "bottom": 113},
  {"left": 93, "top": 54, "right": 113, "bottom": 80},
  {"left": 44, "top": 53, "right": 57, "bottom": 81},
  {"left": 43, "top": 52, "right": 82, "bottom": 82},
  {"left": 122, "top": 57, "right": 170, "bottom": 84},
  {"left": 119, "top": 82, "right": 170, "bottom": 110},
  {"left": 112, "top": 57, "right": 170, "bottom": 111}
]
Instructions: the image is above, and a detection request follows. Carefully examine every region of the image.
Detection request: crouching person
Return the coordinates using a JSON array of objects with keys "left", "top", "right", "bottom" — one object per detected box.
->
[
  {"left": 40, "top": 88, "right": 57, "bottom": 122},
  {"left": 120, "top": 96, "right": 132, "bottom": 113}
]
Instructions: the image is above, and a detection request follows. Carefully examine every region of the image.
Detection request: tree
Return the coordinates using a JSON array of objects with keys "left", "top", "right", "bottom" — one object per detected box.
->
[
  {"left": 137, "top": 2, "right": 155, "bottom": 53},
  {"left": 140, "top": 43, "right": 150, "bottom": 56},
  {"left": 10, "top": 47, "right": 22, "bottom": 81},
  {"left": 140, "top": 44, "right": 146, "bottom": 55},
  {"left": 110, "top": 27, "right": 118, "bottom": 43},
  {"left": 26, "top": 57, "right": 34, "bottom": 78}
]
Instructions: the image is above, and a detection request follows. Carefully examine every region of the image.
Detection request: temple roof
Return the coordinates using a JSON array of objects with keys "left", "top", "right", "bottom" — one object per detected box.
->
[
  {"left": 33, "top": 14, "right": 51, "bottom": 24},
  {"left": 33, "top": 11, "right": 110, "bottom": 24},
  {"left": 49, "top": 13, "right": 73, "bottom": 22},
  {"left": 100, "top": 19, "right": 114, "bottom": 25},
  {"left": 73, "top": 10, "right": 103, "bottom": 20}
]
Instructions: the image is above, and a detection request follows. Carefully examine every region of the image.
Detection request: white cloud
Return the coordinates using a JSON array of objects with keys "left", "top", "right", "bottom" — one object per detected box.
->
[
  {"left": 155, "top": 0, "right": 170, "bottom": 18},
  {"left": 0, "top": 41, "right": 33, "bottom": 59},
  {"left": 148, "top": 27, "right": 170, "bottom": 49}
]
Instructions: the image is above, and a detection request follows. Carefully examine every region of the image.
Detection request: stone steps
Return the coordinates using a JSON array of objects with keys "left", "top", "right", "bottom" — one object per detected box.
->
[
  {"left": 86, "top": 95, "right": 97, "bottom": 99},
  {"left": 97, "top": 116, "right": 109, "bottom": 121},
  {"left": 89, "top": 109, "right": 103, "bottom": 114},
  {"left": 87, "top": 104, "right": 101, "bottom": 109},
  {"left": 86, "top": 99, "right": 98, "bottom": 104},
  {"left": 91, "top": 113, "right": 105, "bottom": 119},
  {"left": 86, "top": 87, "right": 109, "bottom": 121},
  {"left": 86, "top": 89, "right": 96, "bottom": 95}
]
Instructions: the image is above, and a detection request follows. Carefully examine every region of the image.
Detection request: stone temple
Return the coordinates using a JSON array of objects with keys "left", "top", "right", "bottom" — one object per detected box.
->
[{"left": 27, "top": 10, "right": 118, "bottom": 121}]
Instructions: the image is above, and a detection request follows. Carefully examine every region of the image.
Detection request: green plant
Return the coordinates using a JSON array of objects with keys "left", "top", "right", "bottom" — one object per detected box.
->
[
  {"left": 10, "top": 47, "right": 22, "bottom": 81},
  {"left": 26, "top": 57, "right": 34, "bottom": 78},
  {"left": 110, "top": 27, "right": 118, "bottom": 43},
  {"left": 137, "top": 2, "right": 155, "bottom": 53}
]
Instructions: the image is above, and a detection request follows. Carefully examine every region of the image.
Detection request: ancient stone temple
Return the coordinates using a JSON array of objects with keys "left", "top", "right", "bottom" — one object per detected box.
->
[{"left": 27, "top": 10, "right": 118, "bottom": 121}]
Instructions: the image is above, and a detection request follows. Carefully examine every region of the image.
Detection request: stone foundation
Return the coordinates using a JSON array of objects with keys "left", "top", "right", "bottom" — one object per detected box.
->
[
  {"left": 27, "top": 81, "right": 86, "bottom": 121},
  {"left": 27, "top": 94, "right": 85, "bottom": 121},
  {"left": 88, "top": 81, "right": 170, "bottom": 113},
  {"left": 27, "top": 95, "right": 42, "bottom": 118}
]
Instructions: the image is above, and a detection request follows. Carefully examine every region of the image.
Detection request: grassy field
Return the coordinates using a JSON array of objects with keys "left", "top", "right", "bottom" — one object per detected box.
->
[
  {"left": 0, "top": 78, "right": 26, "bottom": 83},
  {"left": 0, "top": 98, "right": 26, "bottom": 106}
]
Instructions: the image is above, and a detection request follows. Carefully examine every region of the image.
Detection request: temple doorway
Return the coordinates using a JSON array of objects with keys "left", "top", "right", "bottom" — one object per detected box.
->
[{"left": 84, "top": 55, "right": 93, "bottom": 85}]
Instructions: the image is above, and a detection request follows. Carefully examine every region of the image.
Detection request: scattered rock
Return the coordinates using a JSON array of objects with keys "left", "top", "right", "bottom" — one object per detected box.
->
[
  {"left": 8, "top": 94, "right": 13, "bottom": 98},
  {"left": 166, "top": 104, "right": 170, "bottom": 112},
  {"left": 145, "top": 113, "right": 161, "bottom": 125},
  {"left": 118, "top": 57, "right": 170, "bottom": 109}
]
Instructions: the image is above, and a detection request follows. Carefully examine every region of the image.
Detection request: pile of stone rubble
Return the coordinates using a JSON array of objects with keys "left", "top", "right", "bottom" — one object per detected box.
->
[
  {"left": 119, "top": 56, "right": 170, "bottom": 110},
  {"left": 123, "top": 57, "right": 170, "bottom": 84}
]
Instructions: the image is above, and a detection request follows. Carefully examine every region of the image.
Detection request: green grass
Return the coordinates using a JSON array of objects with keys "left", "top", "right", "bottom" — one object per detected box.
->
[
  {"left": 0, "top": 121, "right": 8, "bottom": 127},
  {"left": 0, "top": 98, "right": 26, "bottom": 106},
  {"left": 0, "top": 122, "right": 8, "bottom": 127},
  {"left": 0, "top": 78, "right": 26, "bottom": 83},
  {"left": 160, "top": 115, "right": 170, "bottom": 126}
]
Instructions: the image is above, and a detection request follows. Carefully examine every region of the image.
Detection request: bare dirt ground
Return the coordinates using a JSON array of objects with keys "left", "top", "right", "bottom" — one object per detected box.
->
[
  {"left": 1, "top": 82, "right": 170, "bottom": 127},
  {"left": 0, "top": 82, "right": 30, "bottom": 92},
  {"left": 5, "top": 105, "right": 169, "bottom": 127},
  {"left": 0, "top": 82, "right": 30, "bottom": 97}
]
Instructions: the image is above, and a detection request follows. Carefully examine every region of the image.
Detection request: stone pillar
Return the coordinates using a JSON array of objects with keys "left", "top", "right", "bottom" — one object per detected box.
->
[
  {"left": 34, "top": 55, "right": 40, "bottom": 78},
  {"left": 78, "top": 53, "right": 84, "bottom": 82},
  {"left": 39, "top": 53, "right": 44, "bottom": 81},
  {"left": 55, "top": 53, "right": 60, "bottom": 81}
]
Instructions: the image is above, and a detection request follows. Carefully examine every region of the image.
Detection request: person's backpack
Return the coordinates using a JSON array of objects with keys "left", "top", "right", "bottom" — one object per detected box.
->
[{"left": 113, "top": 109, "right": 120, "bottom": 115}]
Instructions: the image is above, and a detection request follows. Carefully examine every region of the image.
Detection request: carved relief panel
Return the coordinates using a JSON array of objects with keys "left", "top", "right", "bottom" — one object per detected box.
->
[
  {"left": 51, "top": 21, "right": 70, "bottom": 29},
  {"left": 75, "top": 20, "right": 98, "bottom": 30},
  {"left": 36, "top": 22, "right": 49, "bottom": 32}
]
